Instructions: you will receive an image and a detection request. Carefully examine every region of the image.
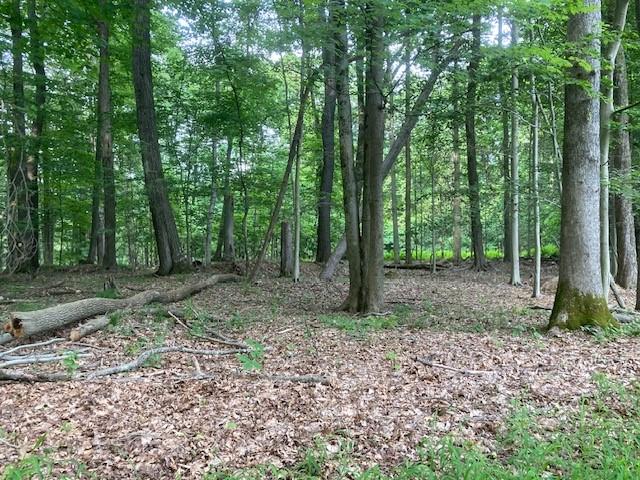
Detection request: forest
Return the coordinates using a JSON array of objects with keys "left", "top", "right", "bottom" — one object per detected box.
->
[{"left": 1, "top": 0, "right": 640, "bottom": 478}]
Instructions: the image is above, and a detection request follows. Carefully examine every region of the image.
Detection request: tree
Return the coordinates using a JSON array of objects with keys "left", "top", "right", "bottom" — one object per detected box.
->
[
  {"left": 131, "top": 0, "right": 189, "bottom": 275},
  {"left": 549, "top": 0, "right": 615, "bottom": 330},
  {"left": 509, "top": 20, "right": 521, "bottom": 285},
  {"left": 98, "top": 0, "right": 116, "bottom": 269},
  {"left": 599, "top": 0, "right": 630, "bottom": 293},
  {"left": 6, "top": 0, "right": 38, "bottom": 273},
  {"left": 359, "top": 0, "right": 386, "bottom": 312},
  {"left": 465, "top": 14, "right": 486, "bottom": 271},
  {"left": 612, "top": 47, "right": 636, "bottom": 288},
  {"left": 315, "top": 2, "right": 336, "bottom": 264}
]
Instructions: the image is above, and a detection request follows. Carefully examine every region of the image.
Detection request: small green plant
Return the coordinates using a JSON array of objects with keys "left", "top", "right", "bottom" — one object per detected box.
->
[
  {"left": 95, "top": 288, "right": 120, "bottom": 299},
  {"left": 236, "top": 340, "right": 265, "bottom": 371},
  {"left": 61, "top": 351, "right": 80, "bottom": 376},
  {"left": 384, "top": 351, "right": 401, "bottom": 370}
]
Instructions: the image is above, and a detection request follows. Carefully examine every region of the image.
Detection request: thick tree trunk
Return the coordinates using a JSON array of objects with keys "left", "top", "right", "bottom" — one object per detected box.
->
[
  {"left": 334, "top": 0, "right": 362, "bottom": 311},
  {"left": 222, "top": 192, "right": 235, "bottom": 262},
  {"left": 3, "top": 274, "right": 241, "bottom": 342},
  {"left": 98, "top": 0, "right": 116, "bottom": 270},
  {"left": 465, "top": 14, "right": 486, "bottom": 271},
  {"left": 131, "top": 0, "right": 189, "bottom": 275},
  {"left": 27, "top": 0, "right": 44, "bottom": 271},
  {"left": 360, "top": 2, "right": 385, "bottom": 313},
  {"left": 6, "top": 0, "right": 37, "bottom": 273},
  {"left": 549, "top": 0, "right": 615, "bottom": 329},
  {"left": 599, "top": 0, "right": 630, "bottom": 293},
  {"left": 316, "top": 5, "right": 336, "bottom": 264},
  {"left": 280, "top": 221, "right": 293, "bottom": 277},
  {"left": 612, "top": 47, "right": 636, "bottom": 288},
  {"left": 509, "top": 21, "right": 521, "bottom": 285}
]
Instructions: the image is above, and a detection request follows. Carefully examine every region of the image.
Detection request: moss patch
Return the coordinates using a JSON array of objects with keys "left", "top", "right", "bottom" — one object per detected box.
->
[{"left": 549, "top": 281, "right": 617, "bottom": 330}]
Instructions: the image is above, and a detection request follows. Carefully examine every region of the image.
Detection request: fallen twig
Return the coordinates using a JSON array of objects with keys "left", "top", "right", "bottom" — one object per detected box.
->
[
  {"left": 415, "top": 357, "right": 493, "bottom": 376},
  {"left": 170, "top": 312, "right": 248, "bottom": 349}
]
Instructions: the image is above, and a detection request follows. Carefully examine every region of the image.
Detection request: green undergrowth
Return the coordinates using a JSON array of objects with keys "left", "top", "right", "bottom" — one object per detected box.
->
[
  {"left": 319, "top": 306, "right": 413, "bottom": 336},
  {"left": 204, "top": 375, "right": 640, "bottom": 479}
]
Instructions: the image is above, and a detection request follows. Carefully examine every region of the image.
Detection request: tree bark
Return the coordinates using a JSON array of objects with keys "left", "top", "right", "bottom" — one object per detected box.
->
[
  {"left": 27, "top": 0, "right": 44, "bottom": 271},
  {"left": 531, "top": 74, "right": 542, "bottom": 298},
  {"left": 612, "top": 47, "right": 636, "bottom": 288},
  {"left": 404, "top": 42, "right": 412, "bottom": 265},
  {"left": 203, "top": 138, "right": 218, "bottom": 267},
  {"left": 316, "top": 4, "right": 336, "bottom": 264},
  {"left": 334, "top": 0, "right": 362, "bottom": 311},
  {"left": 465, "top": 14, "right": 486, "bottom": 270},
  {"left": 549, "top": 0, "right": 615, "bottom": 329},
  {"left": 6, "top": 0, "right": 37, "bottom": 273},
  {"left": 509, "top": 21, "right": 521, "bottom": 285},
  {"left": 98, "top": 0, "right": 116, "bottom": 269},
  {"left": 451, "top": 62, "right": 462, "bottom": 264},
  {"left": 391, "top": 166, "right": 400, "bottom": 264},
  {"left": 499, "top": 12, "right": 512, "bottom": 263},
  {"left": 599, "top": 0, "right": 630, "bottom": 293},
  {"left": 280, "top": 221, "right": 293, "bottom": 277},
  {"left": 360, "top": 2, "right": 385, "bottom": 313},
  {"left": 131, "top": 0, "right": 189, "bottom": 275}
]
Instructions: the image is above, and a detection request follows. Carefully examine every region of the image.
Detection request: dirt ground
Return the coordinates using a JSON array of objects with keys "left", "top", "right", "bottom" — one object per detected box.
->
[{"left": 1, "top": 260, "right": 639, "bottom": 478}]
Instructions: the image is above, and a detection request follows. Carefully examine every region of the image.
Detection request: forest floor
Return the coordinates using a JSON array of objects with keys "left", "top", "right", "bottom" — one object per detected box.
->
[{"left": 1, "top": 260, "right": 640, "bottom": 479}]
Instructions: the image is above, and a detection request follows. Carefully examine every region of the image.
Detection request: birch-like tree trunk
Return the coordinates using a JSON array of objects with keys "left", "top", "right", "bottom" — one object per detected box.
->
[
  {"left": 531, "top": 74, "right": 541, "bottom": 298},
  {"left": 509, "top": 21, "right": 521, "bottom": 285}
]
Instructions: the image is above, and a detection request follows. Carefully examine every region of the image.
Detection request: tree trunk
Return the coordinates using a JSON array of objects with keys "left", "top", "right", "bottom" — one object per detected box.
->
[
  {"left": 499, "top": 12, "right": 512, "bottom": 263},
  {"left": 549, "top": 0, "right": 615, "bottom": 329},
  {"left": 98, "top": 0, "right": 116, "bottom": 270},
  {"left": 509, "top": 21, "right": 521, "bottom": 285},
  {"left": 131, "top": 0, "right": 189, "bottom": 275},
  {"left": 531, "top": 74, "right": 542, "bottom": 298},
  {"left": 280, "top": 221, "right": 293, "bottom": 277},
  {"left": 293, "top": 1, "right": 306, "bottom": 283},
  {"left": 27, "top": 0, "right": 44, "bottom": 271},
  {"left": 451, "top": 63, "right": 462, "bottom": 264},
  {"left": 599, "top": 0, "right": 630, "bottom": 293},
  {"left": 465, "top": 14, "right": 486, "bottom": 271},
  {"left": 6, "top": 0, "right": 37, "bottom": 273},
  {"left": 319, "top": 46, "right": 451, "bottom": 280},
  {"left": 204, "top": 138, "right": 218, "bottom": 267},
  {"left": 334, "top": 0, "right": 362, "bottom": 310},
  {"left": 222, "top": 192, "right": 235, "bottom": 262},
  {"left": 404, "top": 42, "right": 412, "bottom": 265},
  {"left": 360, "top": 2, "right": 385, "bottom": 313},
  {"left": 316, "top": 4, "right": 336, "bottom": 264},
  {"left": 391, "top": 167, "right": 400, "bottom": 263},
  {"left": 612, "top": 47, "right": 637, "bottom": 288}
]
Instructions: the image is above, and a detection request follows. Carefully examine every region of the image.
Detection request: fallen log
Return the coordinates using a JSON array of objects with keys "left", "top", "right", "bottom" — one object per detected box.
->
[
  {"left": 69, "top": 316, "right": 111, "bottom": 341},
  {"left": 3, "top": 274, "right": 242, "bottom": 342},
  {"left": 384, "top": 262, "right": 449, "bottom": 271}
]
